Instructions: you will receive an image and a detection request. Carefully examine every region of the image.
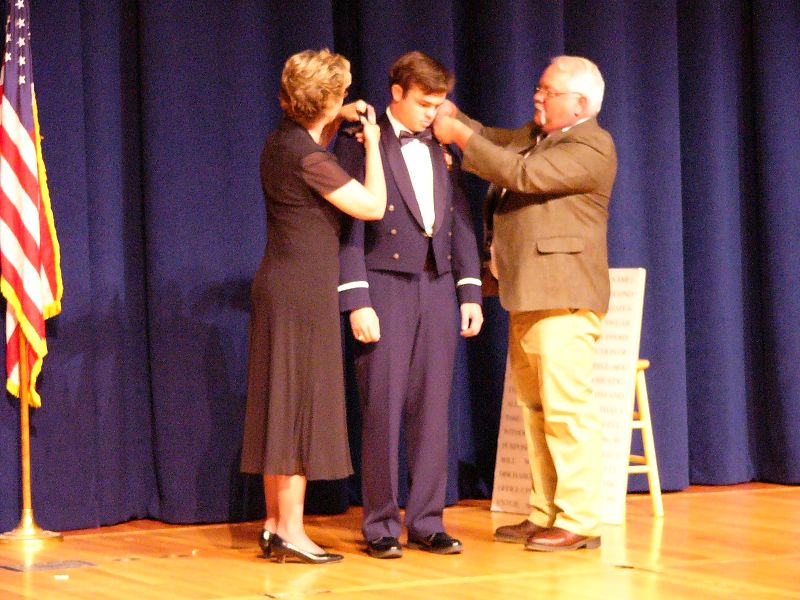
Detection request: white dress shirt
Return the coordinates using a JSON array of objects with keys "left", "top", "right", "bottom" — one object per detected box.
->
[{"left": 386, "top": 107, "right": 435, "bottom": 235}]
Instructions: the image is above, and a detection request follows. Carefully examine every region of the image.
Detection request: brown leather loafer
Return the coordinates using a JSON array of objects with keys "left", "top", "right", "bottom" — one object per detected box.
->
[
  {"left": 524, "top": 526, "right": 601, "bottom": 551},
  {"left": 494, "top": 519, "right": 546, "bottom": 543}
]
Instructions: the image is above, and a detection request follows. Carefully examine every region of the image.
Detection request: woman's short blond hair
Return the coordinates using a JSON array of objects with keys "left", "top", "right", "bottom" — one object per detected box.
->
[{"left": 279, "top": 49, "right": 351, "bottom": 126}]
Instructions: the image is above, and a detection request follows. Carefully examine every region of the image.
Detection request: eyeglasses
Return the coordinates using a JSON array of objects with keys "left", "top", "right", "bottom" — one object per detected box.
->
[{"left": 535, "top": 87, "right": 581, "bottom": 99}]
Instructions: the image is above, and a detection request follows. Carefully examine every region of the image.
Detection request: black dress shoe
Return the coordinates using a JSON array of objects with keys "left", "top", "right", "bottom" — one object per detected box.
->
[
  {"left": 494, "top": 519, "right": 546, "bottom": 544},
  {"left": 366, "top": 536, "right": 402, "bottom": 559},
  {"left": 258, "top": 529, "right": 272, "bottom": 558},
  {"left": 407, "top": 532, "right": 462, "bottom": 555},
  {"left": 269, "top": 533, "right": 344, "bottom": 564}
]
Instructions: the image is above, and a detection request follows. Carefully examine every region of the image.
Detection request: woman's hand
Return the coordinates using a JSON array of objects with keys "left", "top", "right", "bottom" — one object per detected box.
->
[
  {"left": 339, "top": 100, "right": 377, "bottom": 144},
  {"left": 340, "top": 99, "right": 372, "bottom": 122},
  {"left": 361, "top": 116, "right": 380, "bottom": 148}
]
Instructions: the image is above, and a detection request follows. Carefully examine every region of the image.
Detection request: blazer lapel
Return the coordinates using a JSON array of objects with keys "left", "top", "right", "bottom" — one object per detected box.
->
[
  {"left": 535, "top": 128, "right": 563, "bottom": 151},
  {"left": 535, "top": 117, "right": 596, "bottom": 151},
  {"left": 380, "top": 114, "right": 426, "bottom": 230},
  {"left": 505, "top": 120, "right": 540, "bottom": 154}
]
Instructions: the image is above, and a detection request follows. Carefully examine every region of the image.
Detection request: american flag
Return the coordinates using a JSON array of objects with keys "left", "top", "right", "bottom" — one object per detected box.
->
[{"left": 0, "top": 0, "right": 62, "bottom": 407}]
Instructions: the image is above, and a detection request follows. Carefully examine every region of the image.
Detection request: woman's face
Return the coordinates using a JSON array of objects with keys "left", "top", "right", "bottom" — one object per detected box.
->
[
  {"left": 326, "top": 93, "right": 346, "bottom": 121},
  {"left": 321, "top": 70, "right": 351, "bottom": 125}
]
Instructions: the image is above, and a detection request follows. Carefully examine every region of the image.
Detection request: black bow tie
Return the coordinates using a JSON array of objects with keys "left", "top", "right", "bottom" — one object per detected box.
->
[{"left": 398, "top": 128, "right": 434, "bottom": 146}]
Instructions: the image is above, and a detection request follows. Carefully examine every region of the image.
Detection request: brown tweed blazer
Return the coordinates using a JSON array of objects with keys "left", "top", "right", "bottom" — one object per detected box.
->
[{"left": 459, "top": 114, "right": 617, "bottom": 314}]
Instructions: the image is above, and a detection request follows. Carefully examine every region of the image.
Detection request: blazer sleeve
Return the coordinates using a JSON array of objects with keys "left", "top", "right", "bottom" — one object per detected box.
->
[
  {"left": 456, "top": 112, "right": 531, "bottom": 148},
  {"left": 333, "top": 132, "right": 372, "bottom": 313},
  {"left": 448, "top": 152, "right": 483, "bottom": 306},
  {"left": 461, "top": 123, "right": 615, "bottom": 198}
]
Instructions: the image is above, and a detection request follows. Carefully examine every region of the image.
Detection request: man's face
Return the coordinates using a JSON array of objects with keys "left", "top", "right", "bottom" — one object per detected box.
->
[
  {"left": 390, "top": 84, "right": 447, "bottom": 132},
  {"left": 533, "top": 65, "right": 585, "bottom": 133}
]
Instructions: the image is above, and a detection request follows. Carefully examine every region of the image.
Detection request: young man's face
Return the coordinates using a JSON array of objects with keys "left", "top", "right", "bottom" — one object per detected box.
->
[{"left": 390, "top": 84, "right": 447, "bottom": 132}]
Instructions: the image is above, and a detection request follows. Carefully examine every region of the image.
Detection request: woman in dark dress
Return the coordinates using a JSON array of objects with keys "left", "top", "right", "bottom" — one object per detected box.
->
[{"left": 240, "top": 49, "right": 385, "bottom": 564}]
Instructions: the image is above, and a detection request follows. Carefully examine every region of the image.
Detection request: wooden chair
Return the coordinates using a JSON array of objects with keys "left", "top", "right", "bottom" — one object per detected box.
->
[{"left": 628, "top": 359, "right": 664, "bottom": 517}]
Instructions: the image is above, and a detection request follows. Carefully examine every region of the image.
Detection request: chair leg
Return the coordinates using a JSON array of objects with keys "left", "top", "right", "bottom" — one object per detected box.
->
[{"left": 635, "top": 362, "right": 664, "bottom": 517}]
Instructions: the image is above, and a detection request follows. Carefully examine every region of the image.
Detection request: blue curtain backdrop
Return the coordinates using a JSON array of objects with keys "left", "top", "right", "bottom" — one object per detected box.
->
[{"left": 1, "top": 0, "right": 797, "bottom": 531}]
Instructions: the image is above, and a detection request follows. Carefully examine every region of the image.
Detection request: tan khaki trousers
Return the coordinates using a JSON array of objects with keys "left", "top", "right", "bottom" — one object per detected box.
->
[{"left": 508, "top": 309, "right": 603, "bottom": 536}]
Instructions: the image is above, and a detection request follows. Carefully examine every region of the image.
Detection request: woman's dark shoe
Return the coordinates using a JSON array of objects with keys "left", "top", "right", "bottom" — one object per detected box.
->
[
  {"left": 258, "top": 530, "right": 272, "bottom": 558},
  {"left": 269, "top": 533, "right": 344, "bottom": 564}
]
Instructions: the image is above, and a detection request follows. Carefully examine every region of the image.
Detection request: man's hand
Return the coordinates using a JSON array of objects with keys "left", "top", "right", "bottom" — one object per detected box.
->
[
  {"left": 459, "top": 302, "right": 483, "bottom": 337},
  {"left": 350, "top": 307, "right": 381, "bottom": 343},
  {"left": 433, "top": 114, "right": 472, "bottom": 149},
  {"left": 436, "top": 99, "right": 459, "bottom": 119}
]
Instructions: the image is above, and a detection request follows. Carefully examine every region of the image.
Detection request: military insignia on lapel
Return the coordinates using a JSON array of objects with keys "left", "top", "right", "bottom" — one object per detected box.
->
[{"left": 440, "top": 143, "right": 453, "bottom": 171}]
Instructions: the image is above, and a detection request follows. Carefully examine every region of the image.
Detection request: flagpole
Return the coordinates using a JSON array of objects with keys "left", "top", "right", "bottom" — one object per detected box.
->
[{"left": 0, "top": 336, "right": 62, "bottom": 544}]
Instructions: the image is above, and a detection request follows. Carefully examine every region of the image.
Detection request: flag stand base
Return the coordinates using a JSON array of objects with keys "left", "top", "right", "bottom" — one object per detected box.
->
[{"left": 0, "top": 508, "right": 62, "bottom": 545}]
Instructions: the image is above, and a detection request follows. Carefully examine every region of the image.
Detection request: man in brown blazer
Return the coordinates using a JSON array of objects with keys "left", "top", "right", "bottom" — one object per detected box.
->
[{"left": 433, "top": 56, "right": 617, "bottom": 551}]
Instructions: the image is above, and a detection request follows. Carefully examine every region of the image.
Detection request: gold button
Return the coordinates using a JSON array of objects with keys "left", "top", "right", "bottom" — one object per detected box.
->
[
  {"left": 449, "top": 206, "right": 454, "bottom": 213},
  {"left": 392, "top": 253, "right": 400, "bottom": 259},
  {"left": 447, "top": 254, "right": 452, "bottom": 260},
  {"left": 390, "top": 228, "right": 397, "bottom": 235},
  {"left": 448, "top": 231, "right": 452, "bottom": 237},
  {"left": 388, "top": 204, "right": 395, "bottom": 212}
]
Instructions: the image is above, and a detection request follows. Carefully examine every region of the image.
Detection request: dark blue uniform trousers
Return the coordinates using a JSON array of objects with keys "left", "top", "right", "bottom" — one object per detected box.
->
[{"left": 354, "top": 263, "right": 457, "bottom": 542}]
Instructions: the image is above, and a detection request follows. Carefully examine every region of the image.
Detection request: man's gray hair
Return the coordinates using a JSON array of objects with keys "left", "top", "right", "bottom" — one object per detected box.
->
[{"left": 550, "top": 56, "right": 605, "bottom": 116}]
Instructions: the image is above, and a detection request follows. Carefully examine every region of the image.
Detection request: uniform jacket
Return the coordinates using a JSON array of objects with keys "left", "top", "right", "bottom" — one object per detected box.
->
[{"left": 335, "top": 113, "right": 482, "bottom": 313}]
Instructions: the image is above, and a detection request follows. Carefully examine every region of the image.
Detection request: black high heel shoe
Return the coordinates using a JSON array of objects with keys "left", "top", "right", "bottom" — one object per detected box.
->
[
  {"left": 269, "top": 533, "right": 343, "bottom": 564},
  {"left": 258, "top": 530, "right": 272, "bottom": 558}
]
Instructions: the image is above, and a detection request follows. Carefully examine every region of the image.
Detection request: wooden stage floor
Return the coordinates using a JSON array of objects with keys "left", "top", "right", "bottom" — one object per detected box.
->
[{"left": 1, "top": 484, "right": 798, "bottom": 599}]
